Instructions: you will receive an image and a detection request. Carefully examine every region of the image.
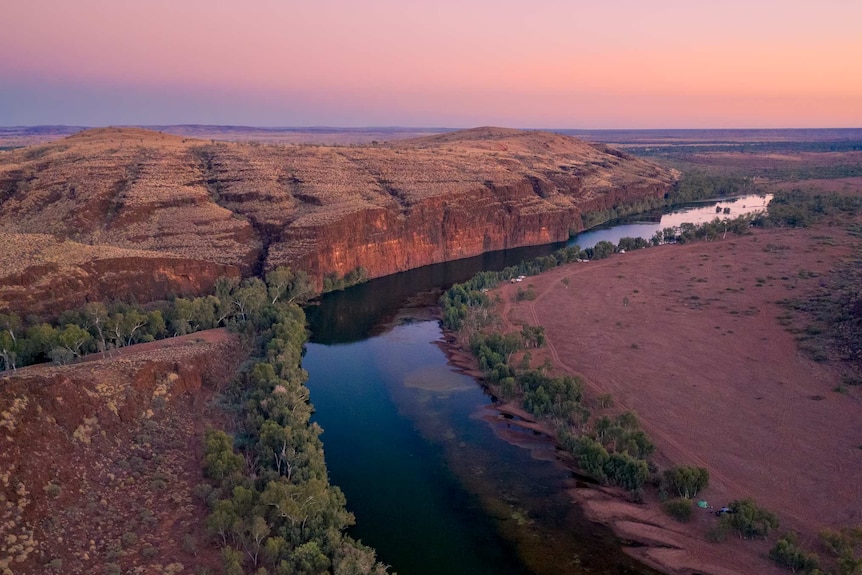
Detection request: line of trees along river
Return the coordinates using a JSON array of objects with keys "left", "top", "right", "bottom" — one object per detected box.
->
[{"left": 302, "top": 194, "right": 770, "bottom": 575}]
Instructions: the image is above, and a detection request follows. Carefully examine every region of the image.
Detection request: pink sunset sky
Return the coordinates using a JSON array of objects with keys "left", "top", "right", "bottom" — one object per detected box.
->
[{"left": 2, "top": 0, "right": 861, "bottom": 128}]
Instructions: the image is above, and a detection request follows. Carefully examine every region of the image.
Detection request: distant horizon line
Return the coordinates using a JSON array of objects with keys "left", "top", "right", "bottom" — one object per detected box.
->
[{"left": 2, "top": 124, "right": 862, "bottom": 133}]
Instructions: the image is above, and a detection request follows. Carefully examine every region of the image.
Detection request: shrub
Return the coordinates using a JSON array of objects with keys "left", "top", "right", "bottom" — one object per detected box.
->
[
  {"left": 142, "top": 543, "right": 158, "bottom": 558},
  {"left": 597, "top": 393, "right": 614, "bottom": 408},
  {"left": 603, "top": 452, "right": 649, "bottom": 491},
  {"left": 662, "top": 498, "right": 694, "bottom": 522},
  {"left": 573, "top": 436, "right": 610, "bottom": 481},
  {"left": 842, "top": 374, "right": 862, "bottom": 387},
  {"left": 770, "top": 532, "right": 820, "bottom": 573},
  {"left": 706, "top": 526, "right": 728, "bottom": 543},
  {"left": 193, "top": 482, "right": 214, "bottom": 503},
  {"left": 122, "top": 531, "right": 138, "bottom": 547},
  {"left": 516, "top": 287, "right": 537, "bottom": 301},
  {"left": 44, "top": 482, "right": 61, "bottom": 498},
  {"left": 182, "top": 534, "right": 198, "bottom": 554},
  {"left": 724, "top": 498, "right": 778, "bottom": 539},
  {"left": 820, "top": 528, "right": 862, "bottom": 574}
]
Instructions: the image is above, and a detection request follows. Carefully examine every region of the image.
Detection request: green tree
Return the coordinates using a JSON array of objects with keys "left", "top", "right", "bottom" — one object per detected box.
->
[
  {"left": 618, "top": 429, "right": 655, "bottom": 459},
  {"left": 23, "top": 323, "right": 57, "bottom": 364},
  {"left": 725, "top": 498, "right": 778, "bottom": 539},
  {"left": 263, "top": 535, "right": 289, "bottom": 568},
  {"left": 107, "top": 308, "right": 148, "bottom": 346},
  {"left": 592, "top": 240, "right": 616, "bottom": 260},
  {"left": 663, "top": 466, "right": 710, "bottom": 498},
  {"left": 0, "top": 329, "right": 17, "bottom": 371},
  {"left": 330, "top": 536, "right": 390, "bottom": 575},
  {"left": 820, "top": 528, "right": 862, "bottom": 575},
  {"left": 145, "top": 309, "right": 166, "bottom": 340},
  {"left": 662, "top": 227, "right": 677, "bottom": 243},
  {"left": 662, "top": 498, "right": 694, "bottom": 522},
  {"left": 0, "top": 312, "right": 21, "bottom": 370},
  {"left": 289, "top": 541, "right": 330, "bottom": 575},
  {"left": 204, "top": 430, "right": 244, "bottom": 483},
  {"left": 594, "top": 415, "right": 614, "bottom": 444},
  {"left": 190, "top": 295, "right": 219, "bottom": 330},
  {"left": 83, "top": 302, "right": 109, "bottom": 355},
  {"left": 260, "top": 478, "right": 353, "bottom": 547},
  {"left": 520, "top": 324, "right": 545, "bottom": 348},
  {"left": 770, "top": 532, "right": 820, "bottom": 574},
  {"left": 233, "top": 278, "right": 268, "bottom": 324},
  {"left": 603, "top": 452, "right": 649, "bottom": 491},
  {"left": 56, "top": 324, "right": 92, "bottom": 359},
  {"left": 574, "top": 436, "right": 610, "bottom": 481},
  {"left": 166, "top": 295, "right": 222, "bottom": 334},
  {"left": 208, "top": 499, "right": 240, "bottom": 545},
  {"left": 222, "top": 546, "right": 245, "bottom": 575},
  {"left": 267, "top": 266, "right": 316, "bottom": 305},
  {"left": 119, "top": 308, "right": 148, "bottom": 345},
  {"left": 257, "top": 419, "right": 314, "bottom": 482},
  {"left": 242, "top": 515, "right": 271, "bottom": 568}
]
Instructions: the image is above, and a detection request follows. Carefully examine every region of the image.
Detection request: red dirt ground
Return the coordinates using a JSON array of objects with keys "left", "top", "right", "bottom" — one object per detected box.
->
[
  {"left": 767, "top": 176, "right": 862, "bottom": 195},
  {"left": 487, "top": 225, "right": 862, "bottom": 574},
  {"left": 0, "top": 329, "right": 246, "bottom": 575}
]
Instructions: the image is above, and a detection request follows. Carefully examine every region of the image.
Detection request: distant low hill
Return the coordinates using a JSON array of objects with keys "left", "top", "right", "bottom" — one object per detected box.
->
[
  {"left": 0, "top": 125, "right": 452, "bottom": 147},
  {"left": 0, "top": 126, "right": 674, "bottom": 317},
  {"left": 5, "top": 124, "right": 862, "bottom": 149}
]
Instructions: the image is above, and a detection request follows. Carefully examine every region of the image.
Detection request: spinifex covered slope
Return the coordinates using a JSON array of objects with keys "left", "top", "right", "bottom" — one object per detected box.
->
[
  {"left": 0, "top": 127, "right": 674, "bottom": 315},
  {"left": 0, "top": 329, "right": 245, "bottom": 572}
]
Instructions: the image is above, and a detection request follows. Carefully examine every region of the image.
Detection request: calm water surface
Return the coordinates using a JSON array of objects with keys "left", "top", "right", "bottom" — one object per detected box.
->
[{"left": 304, "top": 195, "right": 769, "bottom": 574}]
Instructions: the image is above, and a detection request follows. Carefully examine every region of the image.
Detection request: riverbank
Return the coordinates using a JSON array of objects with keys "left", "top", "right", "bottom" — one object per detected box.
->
[
  {"left": 439, "top": 223, "right": 862, "bottom": 574},
  {"left": 439, "top": 336, "right": 767, "bottom": 575}
]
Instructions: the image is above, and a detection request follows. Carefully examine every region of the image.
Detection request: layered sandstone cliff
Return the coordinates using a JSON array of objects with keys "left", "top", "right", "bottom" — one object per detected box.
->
[{"left": 0, "top": 127, "right": 674, "bottom": 315}]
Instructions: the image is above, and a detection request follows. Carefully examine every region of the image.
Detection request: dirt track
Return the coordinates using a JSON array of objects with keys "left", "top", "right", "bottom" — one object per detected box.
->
[{"left": 492, "top": 225, "right": 862, "bottom": 574}]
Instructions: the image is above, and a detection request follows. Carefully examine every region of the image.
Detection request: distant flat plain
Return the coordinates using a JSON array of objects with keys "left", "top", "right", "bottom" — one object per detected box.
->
[{"left": 4, "top": 125, "right": 862, "bottom": 148}]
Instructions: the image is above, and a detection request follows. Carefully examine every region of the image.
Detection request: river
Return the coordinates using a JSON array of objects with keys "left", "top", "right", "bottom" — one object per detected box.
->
[{"left": 304, "top": 194, "right": 770, "bottom": 575}]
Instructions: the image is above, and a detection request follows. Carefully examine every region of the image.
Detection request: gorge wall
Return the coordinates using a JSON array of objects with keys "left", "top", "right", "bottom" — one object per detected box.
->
[
  {"left": 282, "top": 178, "right": 670, "bottom": 280},
  {"left": 0, "top": 127, "right": 675, "bottom": 316}
]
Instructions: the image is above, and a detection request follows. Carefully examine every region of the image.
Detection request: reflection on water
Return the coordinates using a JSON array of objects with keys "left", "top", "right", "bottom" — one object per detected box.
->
[
  {"left": 304, "top": 194, "right": 769, "bottom": 574},
  {"left": 307, "top": 194, "right": 771, "bottom": 345},
  {"left": 567, "top": 193, "right": 772, "bottom": 250},
  {"left": 305, "top": 243, "right": 567, "bottom": 344},
  {"left": 305, "top": 321, "right": 655, "bottom": 575},
  {"left": 304, "top": 323, "right": 532, "bottom": 575}
]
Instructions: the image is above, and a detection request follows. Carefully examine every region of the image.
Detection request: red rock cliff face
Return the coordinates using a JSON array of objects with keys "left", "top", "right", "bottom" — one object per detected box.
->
[
  {"left": 281, "top": 179, "right": 670, "bottom": 280},
  {"left": 206, "top": 127, "right": 676, "bottom": 282},
  {"left": 0, "top": 127, "right": 675, "bottom": 312}
]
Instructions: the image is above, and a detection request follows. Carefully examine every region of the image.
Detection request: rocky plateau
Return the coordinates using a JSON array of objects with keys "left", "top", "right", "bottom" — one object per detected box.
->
[{"left": 0, "top": 126, "right": 675, "bottom": 317}]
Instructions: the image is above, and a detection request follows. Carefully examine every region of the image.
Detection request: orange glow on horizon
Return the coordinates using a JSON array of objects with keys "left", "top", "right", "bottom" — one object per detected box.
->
[{"left": 2, "top": 0, "right": 860, "bottom": 127}]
